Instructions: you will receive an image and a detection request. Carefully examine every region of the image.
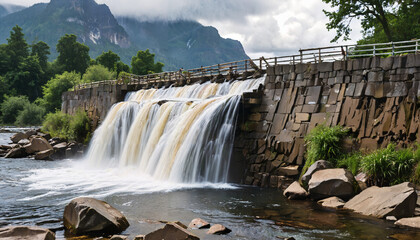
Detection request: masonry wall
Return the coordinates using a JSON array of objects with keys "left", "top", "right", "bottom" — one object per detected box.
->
[{"left": 232, "top": 54, "right": 420, "bottom": 188}]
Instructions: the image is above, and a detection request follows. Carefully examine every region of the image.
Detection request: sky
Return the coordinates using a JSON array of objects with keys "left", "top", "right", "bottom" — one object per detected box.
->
[{"left": 0, "top": 0, "right": 363, "bottom": 58}]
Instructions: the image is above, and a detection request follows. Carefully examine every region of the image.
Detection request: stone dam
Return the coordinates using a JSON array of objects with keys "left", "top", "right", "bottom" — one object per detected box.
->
[{"left": 62, "top": 54, "right": 420, "bottom": 187}]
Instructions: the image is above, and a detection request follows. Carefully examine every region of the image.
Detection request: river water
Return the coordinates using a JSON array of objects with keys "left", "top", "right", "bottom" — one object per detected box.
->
[{"left": 1, "top": 130, "right": 420, "bottom": 239}]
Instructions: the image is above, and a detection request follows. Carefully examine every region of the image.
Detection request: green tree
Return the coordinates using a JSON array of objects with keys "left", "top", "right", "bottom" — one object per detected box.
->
[
  {"left": 31, "top": 41, "right": 50, "bottom": 71},
  {"left": 131, "top": 49, "right": 164, "bottom": 75},
  {"left": 81, "top": 64, "right": 115, "bottom": 83},
  {"left": 15, "top": 103, "right": 45, "bottom": 126},
  {"left": 0, "top": 95, "right": 30, "bottom": 124},
  {"left": 6, "top": 25, "right": 29, "bottom": 70},
  {"left": 115, "top": 61, "right": 130, "bottom": 77},
  {"left": 96, "top": 50, "right": 120, "bottom": 71},
  {"left": 39, "top": 71, "right": 80, "bottom": 113},
  {"left": 322, "top": 0, "right": 420, "bottom": 42},
  {"left": 0, "top": 44, "right": 10, "bottom": 75},
  {"left": 56, "top": 34, "right": 90, "bottom": 74}
]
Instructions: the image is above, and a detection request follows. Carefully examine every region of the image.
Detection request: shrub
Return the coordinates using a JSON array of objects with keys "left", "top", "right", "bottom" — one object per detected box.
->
[
  {"left": 412, "top": 163, "right": 420, "bottom": 185},
  {"left": 42, "top": 111, "right": 71, "bottom": 139},
  {"left": 360, "top": 143, "right": 418, "bottom": 186},
  {"left": 337, "top": 152, "right": 362, "bottom": 176},
  {"left": 68, "top": 110, "right": 91, "bottom": 143},
  {"left": 302, "top": 124, "right": 349, "bottom": 175},
  {"left": 81, "top": 64, "right": 115, "bottom": 83},
  {"left": 15, "top": 103, "right": 45, "bottom": 126},
  {"left": 1, "top": 95, "right": 30, "bottom": 124}
]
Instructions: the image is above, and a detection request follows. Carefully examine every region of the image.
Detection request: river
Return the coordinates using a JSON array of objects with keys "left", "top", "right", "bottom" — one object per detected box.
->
[{"left": 1, "top": 130, "right": 420, "bottom": 239}]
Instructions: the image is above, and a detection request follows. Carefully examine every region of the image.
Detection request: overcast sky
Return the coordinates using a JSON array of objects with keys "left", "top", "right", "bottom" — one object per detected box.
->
[{"left": 0, "top": 0, "right": 363, "bottom": 58}]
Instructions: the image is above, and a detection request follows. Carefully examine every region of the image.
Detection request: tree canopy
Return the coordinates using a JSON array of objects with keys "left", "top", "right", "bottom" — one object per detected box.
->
[
  {"left": 131, "top": 49, "right": 164, "bottom": 75},
  {"left": 322, "top": 0, "right": 420, "bottom": 43},
  {"left": 56, "top": 34, "right": 90, "bottom": 74},
  {"left": 96, "top": 50, "right": 120, "bottom": 71},
  {"left": 7, "top": 25, "right": 29, "bottom": 70}
]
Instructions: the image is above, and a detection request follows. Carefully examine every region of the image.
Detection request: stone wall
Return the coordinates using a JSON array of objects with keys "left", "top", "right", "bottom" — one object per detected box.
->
[{"left": 232, "top": 54, "right": 420, "bottom": 188}]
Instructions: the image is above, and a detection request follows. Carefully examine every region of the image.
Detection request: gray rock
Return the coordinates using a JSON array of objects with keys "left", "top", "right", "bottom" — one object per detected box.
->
[
  {"left": 134, "top": 235, "right": 145, "bottom": 240},
  {"left": 18, "top": 139, "right": 30, "bottom": 145},
  {"left": 301, "top": 160, "right": 331, "bottom": 185},
  {"left": 317, "top": 197, "right": 346, "bottom": 209},
  {"left": 10, "top": 132, "right": 29, "bottom": 143},
  {"left": 24, "top": 129, "right": 37, "bottom": 137},
  {"left": 35, "top": 149, "right": 54, "bottom": 160},
  {"left": 395, "top": 216, "right": 420, "bottom": 229},
  {"left": 207, "top": 224, "right": 231, "bottom": 235},
  {"left": 283, "top": 181, "right": 308, "bottom": 200},
  {"left": 344, "top": 182, "right": 417, "bottom": 219},
  {"left": 308, "top": 168, "right": 355, "bottom": 200},
  {"left": 188, "top": 218, "right": 210, "bottom": 229},
  {"left": 110, "top": 235, "right": 129, "bottom": 240},
  {"left": 63, "top": 197, "right": 129, "bottom": 236},
  {"left": 144, "top": 223, "right": 199, "bottom": 240},
  {"left": 0, "top": 226, "right": 55, "bottom": 240},
  {"left": 24, "top": 137, "right": 53, "bottom": 154},
  {"left": 5, "top": 147, "right": 28, "bottom": 158}
]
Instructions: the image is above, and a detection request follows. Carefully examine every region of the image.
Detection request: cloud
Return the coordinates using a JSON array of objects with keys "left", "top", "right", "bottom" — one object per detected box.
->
[{"left": 0, "top": 0, "right": 363, "bottom": 58}]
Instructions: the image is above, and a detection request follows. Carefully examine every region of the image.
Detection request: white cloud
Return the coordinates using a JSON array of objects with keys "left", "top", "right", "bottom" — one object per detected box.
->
[{"left": 0, "top": 0, "right": 364, "bottom": 58}]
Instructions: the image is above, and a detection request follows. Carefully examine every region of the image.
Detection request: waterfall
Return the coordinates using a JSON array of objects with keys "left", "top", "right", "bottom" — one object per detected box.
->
[{"left": 85, "top": 76, "right": 264, "bottom": 183}]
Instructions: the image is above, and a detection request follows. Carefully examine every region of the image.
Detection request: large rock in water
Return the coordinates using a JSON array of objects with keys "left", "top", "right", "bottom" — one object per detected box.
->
[
  {"left": 10, "top": 132, "right": 29, "bottom": 143},
  {"left": 63, "top": 197, "right": 129, "bottom": 236},
  {"left": 283, "top": 181, "right": 308, "bottom": 200},
  {"left": 344, "top": 182, "right": 417, "bottom": 219},
  {"left": 301, "top": 160, "right": 331, "bottom": 185},
  {"left": 308, "top": 168, "right": 355, "bottom": 200},
  {"left": 0, "top": 226, "right": 55, "bottom": 240},
  {"left": 144, "top": 223, "right": 199, "bottom": 240},
  {"left": 24, "top": 137, "right": 53, "bottom": 154},
  {"left": 395, "top": 217, "right": 420, "bottom": 229},
  {"left": 5, "top": 147, "right": 28, "bottom": 158}
]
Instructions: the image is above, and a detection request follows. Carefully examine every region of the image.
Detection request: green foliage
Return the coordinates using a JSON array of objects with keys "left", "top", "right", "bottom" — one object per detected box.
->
[
  {"left": 360, "top": 144, "right": 419, "bottom": 186},
  {"left": 68, "top": 110, "right": 91, "bottom": 143},
  {"left": 81, "top": 64, "right": 115, "bottom": 83},
  {"left": 96, "top": 50, "right": 120, "bottom": 70},
  {"left": 0, "top": 95, "right": 30, "bottom": 124},
  {"left": 115, "top": 61, "right": 130, "bottom": 76},
  {"left": 337, "top": 152, "right": 362, "bottom": 176},
  {"left": 131, "top": 49, "right": 164, "bottom": 75},
  {"left": 42, "top": 110, "right": 91, "bottom": 143},
  {"left": 56, "top": 34, "right": 90, "bottom": 74},
  {"left": 322, "top": 0, "right": 420, "bottom": 43},
  {"left": 42, "top": 111, "right": 71, "bottom": 139},
  {"left": 0, "top": 44, "right": 10, "bottom": 75},
  {"left": 39, "top": 71, "right": 81, "bottom": 113},
  {"left": 31, "top": 41, "right": 50, "bottom": 71},
  {"left": 302, "top": 124, "right": 349, "bottom": 175},
  {"left": 412, "top": 163, "right": 420, "bottom": 185},
  {"left": 7, "top": 25, "right": 29, "bottom": 69},
  {"left": 15, "top": 102, "right": 45, "bottom": 126}
]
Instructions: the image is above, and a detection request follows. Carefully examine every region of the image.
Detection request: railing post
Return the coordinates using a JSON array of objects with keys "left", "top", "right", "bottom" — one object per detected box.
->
[
  {"left": 292, "top": 56, "right": 295, "bottom": 65},
  {"left": 392, "top": 42, "right": 395, "bottom": 55},
  {"left": 259, "top": 58, "right": 262, "bottom": 70},
  {"left": 299, "top": 49, "right": 303, "bottom": 63},
  {"left": 318, "top": 48, "right": 322, "bottom": 62},
  {"left": 345, "top": 46, "right": 348, "bottom": 60},
  {"left": 245, "top": 60, "right": 247, "bottom": 73},
  {"left": 416, "top": 40, "right": 419, "bottom": 53},
  {"left": 373, "top": 45, "right": 376, "bottom": 56}
]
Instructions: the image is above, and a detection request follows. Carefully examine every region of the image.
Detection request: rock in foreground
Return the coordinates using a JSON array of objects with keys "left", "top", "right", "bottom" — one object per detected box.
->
[
  {"left": 301, "top": 160, "right": 331, "bottom": 185},
  {"left": 188, "top": 218, "right": 210, "bottom": 229},
  {"left": 308, "top": 168, "right": 355, "bottom": 200},
  {"left": 207, "top": 224, "right": 231, "bottom": 235},
  {"left": 344, "top": 182, "right": 417, "bottom": 219},
  {"left": 5, "top": 147, "right": 28, "bottom": 158},
  {"left": 63, "top": 197, "right": 129, "bottom": 236},
  {"left": 283, "top": 181, "right": 308, "bottom": 200},
  {"left": 317, "top": 197, "right": 346, "bottom": 209},
  {"left": 144, "top": 223, "right": 199, "bottom": 240},
  {"left": 0, "top": 226, "right": 55, "bottom": 240},
  {"left": 395, "top": 217, "right": 420, "bottom": 229}
]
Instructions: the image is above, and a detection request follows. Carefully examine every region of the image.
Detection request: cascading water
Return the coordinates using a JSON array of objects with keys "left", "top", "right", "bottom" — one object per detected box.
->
[{"left": 85, "top": 77, "right": 264, "bottom": 183}]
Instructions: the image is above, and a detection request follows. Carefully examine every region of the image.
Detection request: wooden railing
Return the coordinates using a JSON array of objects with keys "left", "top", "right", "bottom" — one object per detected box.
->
[{"left": 74, "top": 39, "right": 419, "bottom": 90}]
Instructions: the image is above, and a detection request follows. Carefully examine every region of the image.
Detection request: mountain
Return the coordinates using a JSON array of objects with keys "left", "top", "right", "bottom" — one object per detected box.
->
[
  {"left": 0, "top": 0, "right": 249, "bottom": 70},
  {"left": 0, "top": 3, "right": 25, "bottom": 17}
]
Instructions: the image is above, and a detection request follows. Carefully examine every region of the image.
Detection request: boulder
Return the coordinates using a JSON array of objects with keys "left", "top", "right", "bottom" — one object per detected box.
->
[
  {"left": 0, "top": 226, "right": 55, "bottom": 240},
  {"left": 49, "top": 138, "right": 65, "bottom": 146},
  {"left": 144, "top": 223, "right": 199, "bottom": 240},
  {"left": 395, "top": 217, "right": 420, "bottom": 229},
  {"left": 0, "top": 145, "right": 12, "bottom": 150},
  {"left": 277, "top": 165, "right": 300, "bottom": 176},
  {"left": 301, "top": 160, "right": 331, "bottom": 185},
  {"left": 35, "top": 149, "right": 54, "bottom": 160},
  {"left": 207, "top": 224, "right": 231, "bottom": 235},
  {"left": 24, "top": 129, "right": 37, "bottom": 137},
  {"left": 63, "top": 197, "right": 129, "bottom": 236},
  {"left": 5, "top": 147, "right": 28, "bottom": 158},
  {"left": 51, "top": 142, "right": 68, "bottom": 159},
  {"left": 283, "top": 181, "right": 308, "bottom": 200},
  {"left": 344, "top": 182, "right": 417, "bottom": 219},
  {"left": 188, "top": 218, "right": 210, "bottom": 229},
  {"left": 37, "top": 132, "right": 51, "bottom": 141},
  {"left": 308, "top": 168, "right": 355, "bottom": 200},
  {"left": 18, "top": 139, "right": 30, "bottom": 145},
  {"left": 317, "top": 197, "right": 346, "bottom": 209},
  {"left": 134, "top": 235, "right": 145, "bottom": 240},
  {"left": 110, "top": 235, "right": 129, "bottom": 240},
  {"left": 11, "top": 132, "right": 29, "bottom": 143},
  {"left": 24, "top": 137, "right": 53, "bottom": 154}
]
